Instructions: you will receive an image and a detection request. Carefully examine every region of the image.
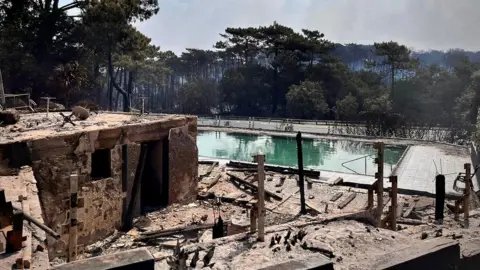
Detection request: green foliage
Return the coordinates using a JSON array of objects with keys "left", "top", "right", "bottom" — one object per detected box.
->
[
  {"left": 286, "top": 81, "right": 327, "bottom": 119},
  {"left": 336, "top": 93, "right": 359, "bottom": 120},
  {"left": 179, "top": 78, "right": 217, "bottom": 115},
  {"left": 2, "top": 10, "right": 480, "bottom": 144}
]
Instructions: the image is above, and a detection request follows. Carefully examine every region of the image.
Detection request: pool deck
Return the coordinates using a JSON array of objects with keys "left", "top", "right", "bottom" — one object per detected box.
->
[
  {"left": 314, "top": 144, "right": 476, "bottom": 197},
  {"left": 394, "top": 144, "right": 476, "bottom": 196}
]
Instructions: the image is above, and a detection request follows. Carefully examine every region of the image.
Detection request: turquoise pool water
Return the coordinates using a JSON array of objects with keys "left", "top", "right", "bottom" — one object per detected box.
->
[{"left": 197, "top": 131, "right": 407, "bottom": 176}]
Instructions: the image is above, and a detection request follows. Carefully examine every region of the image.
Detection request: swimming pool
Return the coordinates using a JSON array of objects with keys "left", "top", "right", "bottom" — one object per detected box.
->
[{"left": 197, "top": 131, "right": 407, "bottom": 176}]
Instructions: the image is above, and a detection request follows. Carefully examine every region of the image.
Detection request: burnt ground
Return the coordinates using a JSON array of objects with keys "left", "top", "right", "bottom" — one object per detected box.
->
[{"left": 67, "top": 163, "right": 480, "bottom": 270}]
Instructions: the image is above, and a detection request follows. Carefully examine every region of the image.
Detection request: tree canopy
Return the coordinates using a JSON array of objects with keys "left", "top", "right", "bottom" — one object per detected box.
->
[{"left": 1, "top": 6, "right": 480, "bottom": 143}]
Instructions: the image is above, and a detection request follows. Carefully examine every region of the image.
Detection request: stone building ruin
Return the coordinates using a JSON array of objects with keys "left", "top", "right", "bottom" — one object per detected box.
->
[{"left": 0, "top": 112, "right": 198, "bottom": 260}]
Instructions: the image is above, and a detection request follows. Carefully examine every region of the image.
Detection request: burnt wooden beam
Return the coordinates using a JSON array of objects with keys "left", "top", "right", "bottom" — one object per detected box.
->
[
  {"left": 226, "top": 173, "right": 282, "bottom": 201},
  {"left": 330, "top": 192, "right": 343, "bottom": 202},
  {"left": 135, "top": 224, "right": 213, "bottom": 242},
  {"left": 338, "top": 193, "right": 357, "bottom": 209},
  {"left": 227, "top": 161, "right": 320, "bottom": 178}
]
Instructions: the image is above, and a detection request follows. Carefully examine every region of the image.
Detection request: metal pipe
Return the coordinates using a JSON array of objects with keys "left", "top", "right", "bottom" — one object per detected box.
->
[{"left": 12, "top": 206, "right": 60, "bottom": 239}]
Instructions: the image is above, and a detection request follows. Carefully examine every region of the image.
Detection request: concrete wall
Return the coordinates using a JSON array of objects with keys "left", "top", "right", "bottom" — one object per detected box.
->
[
  {"left": 372, "top": 238, "right": 460, "bottom": 270},
  {"left": 31, "top": 138, "right": 124, "bottom": 259},
  {"left": 168, "top": 125, "right": 198, "bottom": 205}
]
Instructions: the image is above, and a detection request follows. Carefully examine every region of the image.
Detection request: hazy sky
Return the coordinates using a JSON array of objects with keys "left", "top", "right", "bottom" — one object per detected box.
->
[{"left": 60, "top": 0, "right": 480, "bottom": 55}]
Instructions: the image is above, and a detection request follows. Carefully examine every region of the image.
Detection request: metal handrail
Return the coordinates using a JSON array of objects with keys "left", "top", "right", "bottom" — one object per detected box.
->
[{"left": 341, "top": 154, "right": 374, "bottom": 175}]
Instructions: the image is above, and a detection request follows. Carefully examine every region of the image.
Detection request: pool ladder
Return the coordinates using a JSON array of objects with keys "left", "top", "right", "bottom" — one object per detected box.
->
[
  {"left": 341, "top": 154, "right": 374, "bottom": 175},
  {"left": 341, "top": 154, "right": 394, "bottom": 176}
]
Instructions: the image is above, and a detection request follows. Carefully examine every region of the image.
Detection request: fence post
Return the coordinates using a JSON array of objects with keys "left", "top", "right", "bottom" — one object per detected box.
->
[
  {"left": 374, "top": 142, "right": 384, "bottom": 225},
  {"left": 255, "top": 154, "right": 265, "bottom": 242},
  {"left": 435, "top": 174, "right": 445, "bottom": 223},
  {"left": 464, "top": 163, "right": 471, "bottom": 228},
  {"left": 296, "top": 132, "right": 306, "bottom": 214}
]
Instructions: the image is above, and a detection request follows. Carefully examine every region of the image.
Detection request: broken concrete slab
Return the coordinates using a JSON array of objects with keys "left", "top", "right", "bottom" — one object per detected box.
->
[
  {"left": 371, "top": 238, "right": 460, "bottom": 270},
  {"left": 460, "top": 237, "right": 480, "bottom": 270},
  {"left": 51, "top": 247, "right": 154, "bottom": 270},
  {"left": 258, "top": 254, "right": 334, "bottom": 270}
]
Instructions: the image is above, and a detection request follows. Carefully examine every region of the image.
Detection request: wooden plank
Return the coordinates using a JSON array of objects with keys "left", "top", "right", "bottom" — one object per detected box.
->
[
  {"left": 202, "top": 174, "right": 221, "bottom": 190},
  {"left": 306, "top": 202, "right": 322, "bottom": 214},
  {"left": 204, "top": 162, "right": 218, "bottom": 177},
  {"left": 268, "top": 190, "right": 299, "bottom": 212},
  {"left": 329, "top": 192, "right": 343, "bottom": 202},
  {"left": 226, "top": 173, "right": 282, "bottom": 201},
  {"left": 338, "top": 193, "right": 357, "bottom": 209},
  {"left": 396, "top": 203, "right": 404, "bottom": 219},
  {"left": 227, "top": 161, "right": 320, "bottom": 178},
  {"left": 397, "top": 218, "right": 427, "bottom": 225},
  {"left": 327, "top": 176, "right": 343, "bottom": 186},
  {"left": 403, "top": 205, "right": 415, "bottom": 218},
  {"left": 135, "top": 224, "right": 213, "bottom": 242}
]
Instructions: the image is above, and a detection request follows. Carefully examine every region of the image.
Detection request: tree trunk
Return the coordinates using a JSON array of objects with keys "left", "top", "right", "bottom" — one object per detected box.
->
[
  {"left": 107, "top": 52, "right": 129, "bottom": 112},
  {"left": 0, "top": 69, "right": 5, "bottom": 109}
]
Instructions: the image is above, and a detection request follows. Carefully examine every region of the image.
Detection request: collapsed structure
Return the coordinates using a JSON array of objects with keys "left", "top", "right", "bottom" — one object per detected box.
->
[
  {"left": 1, "top": 110, "right": 480, "bottom": 270},
  {"left": 0, "top": 111, "right": 198, "bottom": 265}
]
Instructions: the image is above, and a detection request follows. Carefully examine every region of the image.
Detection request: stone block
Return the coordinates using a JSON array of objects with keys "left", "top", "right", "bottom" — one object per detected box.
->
[
  {"left": 372, "top": 238, "right": 460, "bottom": 270},
  {"left": 257, "top": 254, "right": 333, "bottom": 270},
  {"left": 50, "top": 248, "right": 154, "bottom": 270},
  {"left": 460, "top": 237, "right": 480, "bottom": 270}
]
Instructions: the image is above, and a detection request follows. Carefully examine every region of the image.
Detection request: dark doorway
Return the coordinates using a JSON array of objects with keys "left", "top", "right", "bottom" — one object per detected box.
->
[
  {"left": 4, "top": 142, "right": 31, "bottom": 168},
  {"left": 141, "top": 137, "right": 169, "bottom": 212},
  {"left": 91, "top": 148, "right": 111, "bottom": 180}
]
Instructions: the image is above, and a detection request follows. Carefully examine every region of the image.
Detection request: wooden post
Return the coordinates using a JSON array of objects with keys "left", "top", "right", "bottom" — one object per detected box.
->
[
  {"left": 296, "top": 132, "right": 307, "bottom": 214},
  {"left": 68, "top": 174, "right": 78, "bottom": 262},
  {"left": 6, "top": 212, "right": 24, "bottom": 253},
  {"left": 140, "top": 97, "right": 147, "bottom": 114},
  {"left": 389, "top": 176, "right": 398, "bottom": 231},
  {"left": 255, "top": 154, "right": 265, "bottom": 242},
  {"left": 435, "top": 174, "right": 445, "bottom": 223},
  {"left": 374, "top": 142, "right": 384, "bottom": 224},
  {"left": 121, "top": 144, "right": 128, "bottom": 223},
  {"left": 367, "top": 187, "right": 374, "bottom": 209},
  {"left": 464, "top": 163, "right": 471, "bottom": 228},
  {"left": 249, "top": 206, "right": 257, "bottom": 233},
  {"left": 454, "top": 201, "right": 460, "bottom": 221},
  {"left": 41, "top": 97, "right": 55, "bottom": 117}
]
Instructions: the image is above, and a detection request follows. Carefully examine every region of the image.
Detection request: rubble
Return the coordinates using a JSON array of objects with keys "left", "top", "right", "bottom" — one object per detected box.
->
[
  {"left": 55, "top": 162, "right": 477, "bottom": 269},
  {"left": 2, "top": 116, "right": 480, "bottom": 269}
]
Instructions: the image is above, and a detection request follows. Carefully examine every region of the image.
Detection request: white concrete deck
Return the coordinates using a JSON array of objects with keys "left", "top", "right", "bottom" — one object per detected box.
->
[{"left": 394, "top": 145, "right": 476, "bottom": 196}]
